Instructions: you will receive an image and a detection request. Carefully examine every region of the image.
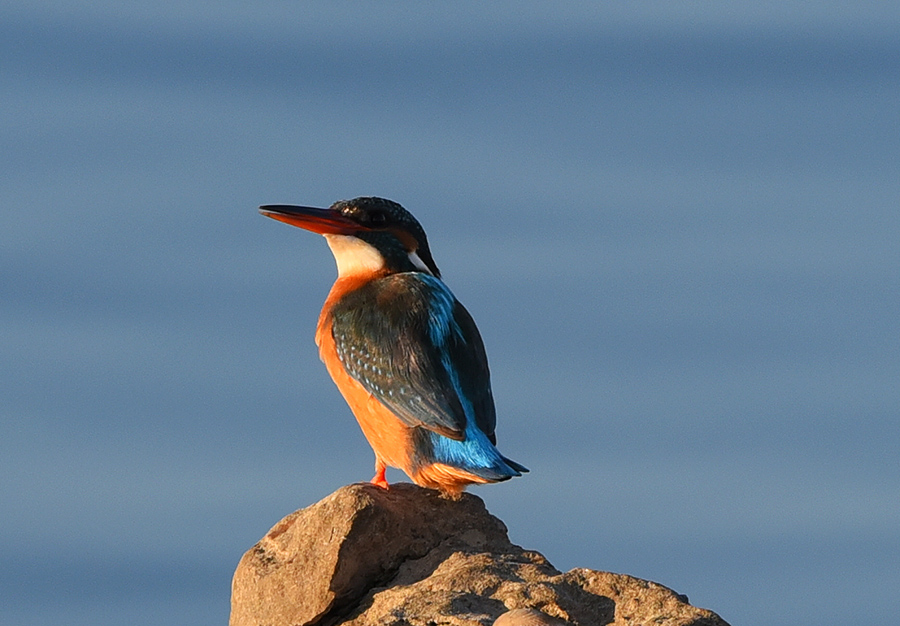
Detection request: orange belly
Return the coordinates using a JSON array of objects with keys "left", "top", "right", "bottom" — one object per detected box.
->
[
  {"left": 315, "top": 276, "right": 416, "bottom": 475},
  {"left": 323, "top": 337, "right": 416, "bottom": 473}
]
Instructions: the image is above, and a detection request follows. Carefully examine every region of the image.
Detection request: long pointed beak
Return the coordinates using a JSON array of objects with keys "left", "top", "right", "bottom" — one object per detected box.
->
[{"left": 259, "top": 204, "right": 359, "bottom": 235}]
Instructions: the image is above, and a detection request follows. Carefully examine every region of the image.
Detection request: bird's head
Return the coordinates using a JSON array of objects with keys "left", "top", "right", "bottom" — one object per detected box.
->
[{"left": 260, "top": 197, "right": 440, "bottom": 278}]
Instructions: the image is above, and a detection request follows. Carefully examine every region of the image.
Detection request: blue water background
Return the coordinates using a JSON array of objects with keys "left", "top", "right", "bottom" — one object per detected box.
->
[{"left": 2, "top": 3, "right": 898, "bottom": 624}]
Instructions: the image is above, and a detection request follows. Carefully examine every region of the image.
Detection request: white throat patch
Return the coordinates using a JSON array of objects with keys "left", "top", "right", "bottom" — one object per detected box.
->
[
  {"left": 323, "top": 234, "right": 434, "bottom": 277},
  {"left": 323, "top": 234, "right": 386, "bottom": 277}
]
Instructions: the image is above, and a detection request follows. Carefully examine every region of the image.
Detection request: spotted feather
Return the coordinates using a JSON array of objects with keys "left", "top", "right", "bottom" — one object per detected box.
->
[{"left": 329, "top": 272, "right": 496, "bottom": 442}]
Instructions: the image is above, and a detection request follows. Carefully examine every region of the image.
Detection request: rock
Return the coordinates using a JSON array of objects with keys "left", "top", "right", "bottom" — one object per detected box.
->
[
  {"left": 493, "top": 608, "right": 573, "bottom": 625},
  {"left": 230, "top": 483, "right": 729, "bottom": 626}
]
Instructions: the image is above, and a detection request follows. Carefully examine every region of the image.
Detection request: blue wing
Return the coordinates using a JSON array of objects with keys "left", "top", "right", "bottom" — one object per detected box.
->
[{"left": 328, "top": 272, "right": 496, "bottom": 442}]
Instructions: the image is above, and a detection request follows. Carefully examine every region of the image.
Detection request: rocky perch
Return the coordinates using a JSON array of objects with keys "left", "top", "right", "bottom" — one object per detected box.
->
[{"left": 230, "top": 483, "right": 729, "bottom": 626}]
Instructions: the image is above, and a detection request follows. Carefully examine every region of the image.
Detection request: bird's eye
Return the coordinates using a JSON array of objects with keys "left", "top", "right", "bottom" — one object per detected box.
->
[{"left": 368, "top": 211, "right": 388, "bottom": 225}]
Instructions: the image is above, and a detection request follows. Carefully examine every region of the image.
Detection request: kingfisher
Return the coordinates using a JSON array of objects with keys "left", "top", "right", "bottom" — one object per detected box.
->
[{"left": 260, "top": 197, "right": 527, "bottom": 496}]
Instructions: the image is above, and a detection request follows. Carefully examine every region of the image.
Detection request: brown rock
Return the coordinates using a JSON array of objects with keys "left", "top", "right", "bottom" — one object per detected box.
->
[
  {"left": 230, "top": 483, "right": 729, "bottom": 626},
  {"left": 493, "top": 608, "right": 573, "bottom": 625}
]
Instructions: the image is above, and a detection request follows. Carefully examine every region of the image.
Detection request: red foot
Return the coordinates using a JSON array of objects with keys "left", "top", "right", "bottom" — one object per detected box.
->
[{"left": 370, "top": 464, "right": 389, "bottom": 490}]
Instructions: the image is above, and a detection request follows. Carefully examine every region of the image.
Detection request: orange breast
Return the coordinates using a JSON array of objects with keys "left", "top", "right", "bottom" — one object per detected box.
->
[{"left": 315, "top": 276, "right": 416, "bottom": 475}]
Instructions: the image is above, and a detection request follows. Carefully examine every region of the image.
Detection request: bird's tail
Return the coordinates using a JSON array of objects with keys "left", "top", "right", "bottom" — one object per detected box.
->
[
  {"left": 500, "top": 455, "right": 529, "bottom": 475},
  {"left": 413, "top": 458, "right": 521, "bottom": 497},
  {"left": 428, "top": 426, "right": 527, "bottom": 482}
]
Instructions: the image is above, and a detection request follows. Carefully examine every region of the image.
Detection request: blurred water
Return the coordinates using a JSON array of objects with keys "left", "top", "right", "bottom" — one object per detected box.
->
[{"left": 2, "top": 3, "right": 899, "bottom": 625}]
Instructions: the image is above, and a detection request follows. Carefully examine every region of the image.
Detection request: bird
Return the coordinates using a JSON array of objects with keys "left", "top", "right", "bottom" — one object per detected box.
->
[{"left": 259, "top": 196, "right": 527, "bottom": 496}]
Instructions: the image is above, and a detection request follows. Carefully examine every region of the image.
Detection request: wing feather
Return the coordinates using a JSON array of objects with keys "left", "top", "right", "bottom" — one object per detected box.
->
[{"left": 329, "top": 273, "right": 495, "bottom": 441}]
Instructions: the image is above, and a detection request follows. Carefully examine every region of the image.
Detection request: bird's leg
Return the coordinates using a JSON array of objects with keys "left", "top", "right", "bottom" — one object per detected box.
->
[{"left": 370, "top": 459, "right": 389, "bottom": 489}]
